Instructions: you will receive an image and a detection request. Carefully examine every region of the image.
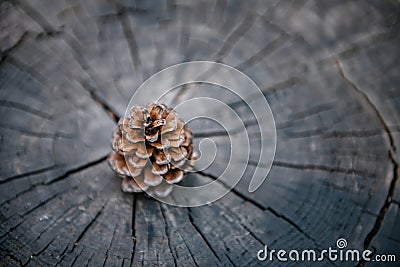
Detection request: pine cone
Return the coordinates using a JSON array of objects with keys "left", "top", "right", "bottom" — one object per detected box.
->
[{"left": 108, "top": 103, "right": 196, "bottom": 197}]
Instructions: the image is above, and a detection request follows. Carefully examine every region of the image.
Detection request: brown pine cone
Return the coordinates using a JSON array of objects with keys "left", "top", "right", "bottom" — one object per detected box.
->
[{"left": 108, "top": 103, "right": 196, "bottom": 197}]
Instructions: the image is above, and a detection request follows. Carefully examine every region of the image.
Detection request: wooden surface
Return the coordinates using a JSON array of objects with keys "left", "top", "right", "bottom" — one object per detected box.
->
[{"left": 1, "top": 0, "right": 400, "bottom": 266}]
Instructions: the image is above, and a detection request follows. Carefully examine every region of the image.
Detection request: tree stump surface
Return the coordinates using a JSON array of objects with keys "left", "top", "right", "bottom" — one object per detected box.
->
[{"left": 1, "top": 0, "right": 399, "bottom": 266}]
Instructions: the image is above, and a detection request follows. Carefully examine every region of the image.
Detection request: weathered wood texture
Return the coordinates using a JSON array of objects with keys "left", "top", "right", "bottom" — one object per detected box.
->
[{"left": 1, "top": 0, "right": 400, "bottom": 266}]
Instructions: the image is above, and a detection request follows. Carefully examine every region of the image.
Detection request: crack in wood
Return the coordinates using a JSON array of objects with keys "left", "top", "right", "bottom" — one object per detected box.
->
[
  {"left": 199, "top": 170, "right": 266, "bottom": 211},
  {"left": 0, "top": 164, "right": 61, "bottom": 185},
  {"left": 171, "top": 13, "right": 257, "bottom": 105},
  {"left": 0, "top": 124, "right": 73, "bottom": 140},
  {"left": 21, "top": 236, "right": 55, "bottom": 266},
  {"left": 70, "top": 249, "right": 84, "bottom": 267},
  {"left": 120, "top": 257, "right": 127, "bottom": 267},
  {"left": 116, "top": 5, "right": 144, "bottom": 81},
  {"left": 0, "top": 218, "right": 24, "bottom": 240},
  {"left": 215, "top": 14, "right": 256, "bottom": 61},
  {"left": 81, "top": 81, "right": 120, "bottom": 123},
  {"left": 0, "top": 28, "right": 62, "bottom": 65},
  {"left": 187, "top": 208, "right": 222, "bottom": 263},
  {"left": 192, "top": 119, "right": 259, "bottom": 139},
  {"left": 14, "top": 0, "right": 56, "bottom": 33},
  {"left": 265, "top": 206, "right": 317, "bottom": 243},
  {"left": 85, "top": 252, "right": 95, "bottom": 267},
  {"left": 102, "top": 222, "right": 118, "bottom": 267},
  {"left": 235, "top": 34, "right": 288, "bottom": 71},
  {"left": 335, "top": 60, "right": 397, "bottom": 153},
  {"left": 357, "top": 151, "right": 399, "bottom": 267},
  {"left": 59, "top": 34, "right": 121, "bottom": 123},
  {"left": 318, "top": 27, "right": 400, "bottom": 65},
  {"left": 217, "top": 233, "right": 238, "bottom": 267},
  {"left": 0, "top": 158, "right": 106, "bottom": 233},
  {"left": 275, "top": 101, "right": 365, "bottom": 132},
  {"left": 178, "top": 6, "right": 191, "bottom": 57},
  {"left": 13, "top": 203, "right": 80, "bottom": 257},
  {"left": 219, "top": 199, "right": 336, "bottom": 266},
  {"left": 3, "top": 253, "right": 23, "bottom": 266},
  {"left": 0, "top": 188, "right": 70, "bottom": 241},
  {"left": 153, "top": 21, "right": 167, "bottom": 73},
  {"left": 226, "top": 76, "right": 300, "bottom": 110},
  {"left": 45, "top": 155, "right": 107, "bottom": 185},
  {"left": 0, "top": 100, "right": 53, "bottom": 120},
  {"left": 31, "top": 197, "right": 104, "bottom": 266},
  {"left": 12, "top": 1, "right": 121, "bottom": 125},
  {"left": 21, "top": 190, "right": 68, "bottom": 218},
  {"left": 221, "top": 249, "right": 236, "bottom": 266},
  {"left": 335, "top": 60, "right": 400, "bottom": 267},
  {"left": 222, "top": 206, "right": 265, "bottom": 246},
  {"left": 194, "top": 130, "right": 229, "bottom": 138},
  {"left": 180, "top": 236, "right": 200, "bottom": 267},
  {"left": 57, "top": 200, "right": 108, "bottom": 263},
  {"left": 2, "top": 55, "right": 47, "bottom": 85},
  {"left": 258, "top": 160, "right": 375, "bottom": 178},
  {"left": 282, "top": 101, "right": 338, "bottom": 124},
  {"left": 130, "top": 195, "right": 137, "bottom": 267},
  {"left": 284, "top": 129, "right": 388, "bottom": 139},
  {"left": 56, "top": 34, "right": 121, "bottom": 123},
  {"left": 159, "top": 204, "right": 178, "bottom": 267},
  {"left": 0, "top": 31, "right": 29, "bottom": 63},
  {"left": 0, "top": 156, "right": 104, "bottom": 206},
  {"left": 196, "top": 171, "right": 319, "bottom": 245},
  {"left": 54, "top": 246, "right": 69, "bottom": 266},
  {"left": 194, "top": 126, "right": 248, "bottom": 138}
]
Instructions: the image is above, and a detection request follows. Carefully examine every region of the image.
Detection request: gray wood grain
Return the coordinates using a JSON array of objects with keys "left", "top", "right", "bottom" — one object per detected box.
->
[{"left": 1, "top": 0, "right": 399, "bottom": 266}]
